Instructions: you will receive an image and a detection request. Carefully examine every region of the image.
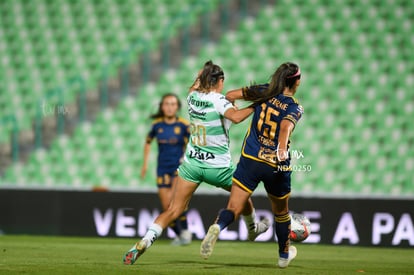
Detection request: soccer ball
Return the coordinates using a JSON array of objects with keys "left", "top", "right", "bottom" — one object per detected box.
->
[{"left": 290, "top": 213, "right": 311, "bottom": 242}]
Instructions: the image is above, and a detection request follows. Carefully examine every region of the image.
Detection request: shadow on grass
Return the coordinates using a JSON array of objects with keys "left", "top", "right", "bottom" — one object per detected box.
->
[{"left": 172, "top": 260, "right": 277, "bottom": 270}]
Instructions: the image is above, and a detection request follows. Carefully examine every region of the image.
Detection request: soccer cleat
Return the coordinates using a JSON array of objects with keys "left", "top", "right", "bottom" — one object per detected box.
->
[
  {"left": 278, "top": 245, "right": 297, "bottom": 268},
  {"left": 123, "top": 239, "right": 148, "bottom": 265},
  {"left": 170, "top": 237, "right": 182, "bottom": 246},
  {"left": 180, "top": 229, "right": 192, "bottom": 245},
  {"left": 171, "top": 230, "right": 192, "bottom": 246},
  {"left": 248, "top": 218, "right": 271, "bottom": 241},
  {"left": 200, "top": 224, "right": 220, "bottom": 259}
]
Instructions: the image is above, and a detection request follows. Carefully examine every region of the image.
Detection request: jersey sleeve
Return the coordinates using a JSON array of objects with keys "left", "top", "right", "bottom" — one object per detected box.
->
[
  {"left": 283, "top": 103, "right": 304, "bottom": 126},
  {"left": 213, "top": 94, "right": 234, "bottom": 116},
  {"left": 146, "top": 123, "right": 156, "bottom": 143},
  {"left": 185, "top": 123, "right": 190, "bottom": 138},
  {"left": 179, "top": 118, "right": 191, "bottom": 139}
]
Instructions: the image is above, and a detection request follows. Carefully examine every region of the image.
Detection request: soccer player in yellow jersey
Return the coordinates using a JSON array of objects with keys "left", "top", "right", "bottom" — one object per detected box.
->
[{"left": 202, "top": 62, "right": 304, "bottom": 269}]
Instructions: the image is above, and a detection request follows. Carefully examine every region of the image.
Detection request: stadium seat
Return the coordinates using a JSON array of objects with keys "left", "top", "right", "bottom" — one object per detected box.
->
[
  {"left": 1, "top": 0, "right": 413, "bottom": 197},
  {"left": 0, "top": 0, "right": 218, "bottom": 149}
]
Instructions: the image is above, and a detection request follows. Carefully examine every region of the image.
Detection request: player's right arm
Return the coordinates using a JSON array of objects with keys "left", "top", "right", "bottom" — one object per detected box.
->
[
  {"left": 141, "top": 126, "right": 155, "bottom": 179},
  {"left": 141, "top": 142, "right": 151, "bottom": 178},
  {"left": 189, "top": 69, "right": 203, "bottom": 92},
  {"left": 225, "top": 88, "right": 243, "bottom": 103},
  {"left": 240, "top": 83, "right": 269, "bottom": 102}
]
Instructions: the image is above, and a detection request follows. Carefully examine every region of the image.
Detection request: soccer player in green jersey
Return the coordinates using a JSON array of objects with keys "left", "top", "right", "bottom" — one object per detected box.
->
[{"left": 123, "top": 60, "right": 270, "bottom": 265}]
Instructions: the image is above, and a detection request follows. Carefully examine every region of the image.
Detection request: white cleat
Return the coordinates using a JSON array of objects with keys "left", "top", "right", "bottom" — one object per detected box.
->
[
  {"left": 171, "top": 237, "right": 182, "bottom": 246},
  {"left": 278, "top": 245, "right": 297, "bottom": 268},
  {"left": 180, "top": 229, "right": 192, "bottom": 245},
  {"left": 171, "top": 230, "right": 192, "bottom": 246},
  {"left": 248, "top": 218, "right": 271, "bottom": 241},
  {"left": 200, "top": 224, "right": 220, "bottom": 259}
]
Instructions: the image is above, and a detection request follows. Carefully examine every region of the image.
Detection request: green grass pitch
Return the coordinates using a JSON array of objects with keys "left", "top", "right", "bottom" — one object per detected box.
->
[{"left": 0, "top": 235, "right": 413, "bottom": 274}]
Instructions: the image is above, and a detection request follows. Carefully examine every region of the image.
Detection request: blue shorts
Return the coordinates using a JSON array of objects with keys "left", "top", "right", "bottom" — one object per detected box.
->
[
  {"left": 157, "top": 170, "right": 178, "bottom": 189},
  {"left": 232, "top": 156, "right": 291, "bottom": 197}
]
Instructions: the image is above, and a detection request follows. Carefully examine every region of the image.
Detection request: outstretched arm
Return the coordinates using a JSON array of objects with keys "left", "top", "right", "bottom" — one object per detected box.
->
[
  {"left": 224, "top": 106, "right": 254, "bottom": 124},
  {"left": 225, "top": 88, "right": 244, "bottom": 103}
]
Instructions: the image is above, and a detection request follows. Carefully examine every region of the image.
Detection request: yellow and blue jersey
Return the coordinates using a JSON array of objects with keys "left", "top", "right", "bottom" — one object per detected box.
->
[
  {"left": 241, "top": 84, "right": 304, "bottom": 167},
  {"left": 147, "top": 117, "right": 190, "bottom": 175}
]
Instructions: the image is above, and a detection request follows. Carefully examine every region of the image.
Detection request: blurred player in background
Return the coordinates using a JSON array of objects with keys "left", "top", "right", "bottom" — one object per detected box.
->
[
  {"left": 123, "top": 60, "right": 270, "bottom": 265},
  {"left": 201, "top": 62, "right": 304, "bottom": 269},
  {"left": 141, "top": 93, "right": 191, "bottom": 246}
]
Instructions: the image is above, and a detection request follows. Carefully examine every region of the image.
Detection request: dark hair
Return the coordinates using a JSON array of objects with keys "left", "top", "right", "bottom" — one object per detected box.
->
[
  {"left": 268, "top": 62, "right": 300, "bottom": 95},
  {"left": 243, "top": 62, "right": 300, "bottom": 105},
  {"left": 197, "top": 60, "right": 225, "bottom": 93},
  {"left": 150, "top": 93, "right": 181, "bottom": 119}
]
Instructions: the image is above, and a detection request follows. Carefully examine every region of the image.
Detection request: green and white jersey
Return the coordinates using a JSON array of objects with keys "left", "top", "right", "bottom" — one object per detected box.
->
[{"left": 184, "top": 91, "right": 234, "bottom": 168}]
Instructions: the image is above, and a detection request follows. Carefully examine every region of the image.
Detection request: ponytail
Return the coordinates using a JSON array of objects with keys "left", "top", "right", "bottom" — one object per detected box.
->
[
  {"left": 195, "top": 60, "right": 224, "bottom": 93},
  {"left": 243, "top": 62, "right": 300, "bottom": 105}
]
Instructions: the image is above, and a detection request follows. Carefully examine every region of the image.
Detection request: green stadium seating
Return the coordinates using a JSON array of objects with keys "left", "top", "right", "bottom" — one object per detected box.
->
[
  {"left": 0, "top": 0, "right": 213, "bottom": 147},
  {"left": 1, "top": 0, "right": 413, "bottom": 197}
]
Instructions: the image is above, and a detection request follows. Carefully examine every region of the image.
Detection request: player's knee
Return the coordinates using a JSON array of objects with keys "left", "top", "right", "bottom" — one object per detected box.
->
[
  {"left": 269, "top": 194, "right": 290, "bottom": 214},
  {"left": 273, "top": 202, "right": 288, "bottom": 215},
  {"left": 166, "top": 204, "right": 185, "bottom": 220}
]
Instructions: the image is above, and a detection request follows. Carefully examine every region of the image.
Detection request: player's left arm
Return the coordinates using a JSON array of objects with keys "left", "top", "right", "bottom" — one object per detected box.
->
[
  {"left": 277, "top": 119, "right": 295, "bottom": 162},
  {"left": 215, "top": 94, "right": 253, "bottom": 124},
  {"left": 277, "top": 103, "right": 304, "bottom": 161}
]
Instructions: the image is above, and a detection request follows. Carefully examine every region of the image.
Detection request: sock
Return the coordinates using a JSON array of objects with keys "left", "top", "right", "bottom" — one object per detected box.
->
[
  {"left": 143, "top": 223, "right": 163, "bottom": 249},
  {"left": 274, "top": 213, "right": 291, "bottom": 259},
  {"left": 179, "top": 210, "right": 189, "bottom": 231},
  {"left": 169, "top": 220, "right": 181, "bottom": 237},
  {"left": 243, "top": 209, "right": 256, "bottom": 232},
  {"left": 215, "top": 209, "right": 235, "bottom": 231}
]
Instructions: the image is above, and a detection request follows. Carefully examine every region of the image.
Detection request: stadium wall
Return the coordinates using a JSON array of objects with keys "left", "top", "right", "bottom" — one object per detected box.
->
[{"left": 1, "top": 190, "right": 413, "bottom": 247}]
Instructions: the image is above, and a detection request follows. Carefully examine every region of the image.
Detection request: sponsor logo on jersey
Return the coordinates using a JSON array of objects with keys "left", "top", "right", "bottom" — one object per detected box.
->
[{"left": 189, "top": 148, "right": 215, "bottom": 161}]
